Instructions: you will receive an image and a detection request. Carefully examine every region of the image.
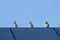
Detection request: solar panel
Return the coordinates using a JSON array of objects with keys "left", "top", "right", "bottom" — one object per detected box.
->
[{"left": 0, "top": 28, "right": 60, "bottom": 40}]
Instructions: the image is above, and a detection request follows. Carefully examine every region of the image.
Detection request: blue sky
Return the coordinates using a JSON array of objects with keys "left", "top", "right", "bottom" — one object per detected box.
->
[{"left": 0, "top": 0, "right": 60, "bottom": 27}]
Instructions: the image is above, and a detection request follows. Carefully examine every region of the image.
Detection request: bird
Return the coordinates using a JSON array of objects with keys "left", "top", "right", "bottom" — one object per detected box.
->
[
  {"left": 28, "top": 21, "right": 33, "bottom": 28},
  {"left": 13, "top": 20, "right": 18, "bottom": 28},
  {"left": 44, "top": 21, "right": 49, "bottom": 28}
]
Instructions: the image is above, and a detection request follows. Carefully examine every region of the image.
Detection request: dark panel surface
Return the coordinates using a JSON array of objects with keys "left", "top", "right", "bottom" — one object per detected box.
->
[{"left": 0, "top": 28, "right": 60, "bottom": 40}]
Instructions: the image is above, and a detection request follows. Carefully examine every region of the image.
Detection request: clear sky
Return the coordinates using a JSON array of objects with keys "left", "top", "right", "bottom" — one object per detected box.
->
[{"left": 0, "top": 0, "right": 60, "bottom": 27}]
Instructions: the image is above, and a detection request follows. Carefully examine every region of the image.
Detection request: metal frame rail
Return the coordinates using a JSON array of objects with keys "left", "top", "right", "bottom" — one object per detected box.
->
[
  {"left": 10, "top": 28, "right": 16, "bottom": 40},
  {"left": 53, "top": 28, "right": 60, "bottom": 37}
]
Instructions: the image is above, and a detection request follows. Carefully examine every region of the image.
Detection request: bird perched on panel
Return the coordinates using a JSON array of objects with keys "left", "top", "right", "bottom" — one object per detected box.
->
[
  {"left": 28, "top": 21, "right": 33, "bottom": 28},
  {"left": 13, "top": 20, "right": 18, "bottom": 28},
  {"left": 44, "top": 21, "right": 49, "bottom": 28}
]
